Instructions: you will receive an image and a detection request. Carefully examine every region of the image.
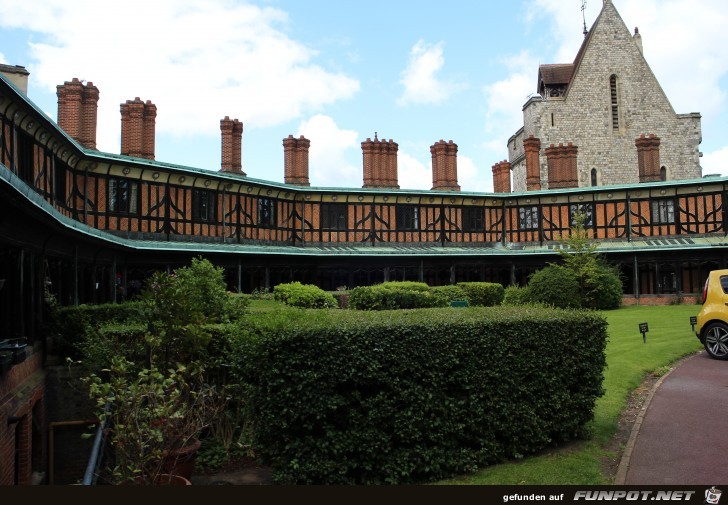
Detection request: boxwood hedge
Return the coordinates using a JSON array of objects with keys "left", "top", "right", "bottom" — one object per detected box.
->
[{"left": 236, "top": 306, "right": 607, "bottom": 484}]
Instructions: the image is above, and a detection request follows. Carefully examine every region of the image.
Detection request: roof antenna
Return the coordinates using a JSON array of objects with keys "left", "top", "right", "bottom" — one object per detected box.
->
[{"left": 581, "top": 0, "right": 588, "bottom": 37}]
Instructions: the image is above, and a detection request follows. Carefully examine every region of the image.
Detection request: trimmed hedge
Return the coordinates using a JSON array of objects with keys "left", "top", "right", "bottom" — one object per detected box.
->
[
  {"left": 348, "top": 284, "right": 448, "bottom": 310},
  {"left": 236, "top": 306, "right": 607, "bottom": 484},
  {"left": 50, "top": 302, "right": 147, "bottom": 359},
  {"left": 456, "top": 282, "right": 505, "bottom": 307},
  {"left": 430, "top": 285, "right": 467, "bottom": 303},
  {"left": 502, "top": 286, "right": 534, "bottom": 306},
  {"left": 273, "top": 282, "right": 337, "bottom": 309}
]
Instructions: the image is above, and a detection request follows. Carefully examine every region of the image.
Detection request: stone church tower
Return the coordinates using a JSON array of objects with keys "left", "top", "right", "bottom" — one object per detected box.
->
[{"left": 506, "top": 0, "right": 702, "bottom": 192}]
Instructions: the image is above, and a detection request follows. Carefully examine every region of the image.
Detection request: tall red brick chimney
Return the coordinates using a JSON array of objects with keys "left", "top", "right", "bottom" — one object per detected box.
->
[
  {"left": 636, "top": 134, "right": 661, "bottom": 183},
  {"left": 492, "top": 160, "right": 512, "bottom": 193},
  {"left": 283, "top": 135, "right": 311, "bottom": 186},
  {"left": 220, "top": 116, "right": 245, "bottom": 175},
  {"left": 546, "top": 142, "right": 578, "bottom": 189},
  {"left": 431, "top": 140, "right": 460, "bottom": 191},
  {"left": 523, "top": 135, "right": 542, "bottom": 191},
  {"left": 56, "top": 78, "right": 99, "bottom": 149},
  {"left": 362, "top": 134, "right": 399, "bottom": 189},
  {"left": 120, "top": 97, "right": 156, "bottom": 160}
]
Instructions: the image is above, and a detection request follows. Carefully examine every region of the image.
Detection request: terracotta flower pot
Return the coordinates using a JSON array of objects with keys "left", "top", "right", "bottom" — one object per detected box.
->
[
  {"left": 127, "top": 474, "right": 192, "bottom": 486},
  {"left": 161, "top": 438, "right": 202, "bottom": 480}
]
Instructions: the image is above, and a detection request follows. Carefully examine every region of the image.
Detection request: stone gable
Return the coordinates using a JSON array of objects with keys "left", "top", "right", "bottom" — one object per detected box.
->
[{"left": 508, "top": 0, "right": 702, "bottom": 192}]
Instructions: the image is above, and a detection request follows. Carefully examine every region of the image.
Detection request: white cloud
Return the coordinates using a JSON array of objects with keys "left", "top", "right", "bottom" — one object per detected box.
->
[
  {"left": 0, "top": 52, "right": 6, "bottom": 64},
  {"left": 702, "top": 147, "right": 728, "bottom": 177},
  {"left": 296, "top": 114, "right": 360, "bottom": 188},
  {"left": 398, "top": 40, "right": 462, "bottom": 106},
  {"left": 457, "top": 155, "right": 490, "bottom": 193},
  {"left": 0, "top": 0, "right": 360, "bottom": 155},
  {"left": 480, "top": 50, "right": 540, "bottom": 171},
  {"left": 397, "top": 151, "right": 430, "bottom": 190}
]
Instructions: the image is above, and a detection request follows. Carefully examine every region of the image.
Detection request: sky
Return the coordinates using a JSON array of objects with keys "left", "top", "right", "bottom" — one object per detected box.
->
[{"left": 0, "top": 0, "right": 726, "bottom": 192}]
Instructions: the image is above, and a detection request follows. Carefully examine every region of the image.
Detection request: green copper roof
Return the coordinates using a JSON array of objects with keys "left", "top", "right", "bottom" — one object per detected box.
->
[{"left": 3, "top": 163, "right": 728, "bottom": 259}]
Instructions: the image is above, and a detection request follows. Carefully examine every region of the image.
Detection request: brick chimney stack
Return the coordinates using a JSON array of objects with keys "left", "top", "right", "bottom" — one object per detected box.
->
[
  {"left": 120, "top": 97, "right": 156, "bottom": 160},
  {"left": 492, "top": 160, "right": 512, "bottom": 193},
  {"left": 56, "top": 78, "right": 100, "bottom": 149},
  {"left": 545, "top": 142, "right": 579, "bottom": 189},
  {"left": 431, "top": 140, "right": 461, "bottom": 191},
  {"left": 283, "top": 135, "right": 311, "bottom": 186},
  {"left": 523, "top": 135, "right": 542, "bottom": 191},
  {"left": 220, "top": 117, "right": 245, "bottom": 175},
  {"left": 636, "top": 134, "right": 661, "bottom": 183},
  {"left": 362, "top": 134, "right": 399, "bottom": 189}
]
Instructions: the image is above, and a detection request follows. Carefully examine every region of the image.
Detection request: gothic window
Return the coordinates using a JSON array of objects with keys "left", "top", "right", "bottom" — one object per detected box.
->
[
  {"left": 257, "top": 197, "right": 277, "bottom": 228},
  {"left": 321, "top": 203, "right": 347, "bottom": 230},
  {"left": 591, "top": 168, "right": 598, "bottom": 187},
  {"left": 651, "top": 199, "right": 675, "bottom": 224},
  {"left": 462, "top": 207, "right": 485, "bottom": 233},
  {"left": 396, "top": 205, "right": 420, "bottom": 231},
  {"left": 610, "top": 75, "right": 620, "bottom": 131},
  {"left": 660, "top": 166, "right": 667, "bottom": 182},
  {"left": 518, "top": 206, "right": 539, "bottom": 230},
  {"left": 108, "top": 178, "right": 138, "bottom": 214},
  {"left": 192, "top": 189, "right": 217, "bottom": 222}
]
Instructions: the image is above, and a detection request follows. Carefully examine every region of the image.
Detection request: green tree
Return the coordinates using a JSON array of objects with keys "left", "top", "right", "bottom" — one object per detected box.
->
[{"left": 556, "top": 211, "right": 622, "bottom": 310}]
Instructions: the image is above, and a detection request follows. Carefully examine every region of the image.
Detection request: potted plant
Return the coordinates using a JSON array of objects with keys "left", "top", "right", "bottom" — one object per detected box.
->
[
  {"left": 79, "top": 258, "right": 236, "bottom": 484},
  {"left": 85, "top": 356, "right": 225, "bottom": 485}
]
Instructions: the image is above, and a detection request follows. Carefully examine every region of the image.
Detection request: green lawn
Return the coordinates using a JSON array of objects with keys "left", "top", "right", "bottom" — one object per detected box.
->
[{"left": 438, "top": 304, "right": 703, "bottom": 485}]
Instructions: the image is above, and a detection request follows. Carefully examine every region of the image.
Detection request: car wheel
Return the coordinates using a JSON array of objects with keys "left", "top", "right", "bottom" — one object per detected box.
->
[{"left": 703, "top": 322, "right": 728, "bottom": 360}]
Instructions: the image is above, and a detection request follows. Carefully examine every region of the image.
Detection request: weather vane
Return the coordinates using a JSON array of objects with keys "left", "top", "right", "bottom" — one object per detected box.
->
[{"left": 581, "top": 0, "right": 588, "bottom": 37}]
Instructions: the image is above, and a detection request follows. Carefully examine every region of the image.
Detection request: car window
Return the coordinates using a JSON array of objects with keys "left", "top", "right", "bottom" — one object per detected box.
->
[{"left": 720, "top": 276, "right": 728, "bottom": 293}]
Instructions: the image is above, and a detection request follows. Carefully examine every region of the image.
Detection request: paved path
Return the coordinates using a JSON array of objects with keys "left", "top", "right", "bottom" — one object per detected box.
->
[{"left": 619, "top": 351, "right": 728, "bottom": 485}]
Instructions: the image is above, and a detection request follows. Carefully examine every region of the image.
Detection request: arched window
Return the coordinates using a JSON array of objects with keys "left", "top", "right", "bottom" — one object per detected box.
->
[
  {"left": 591, "top": 168, "right": 598, "bottom": 187},
  {"left": 610, "top": 75, "right": 620, "bottom": 131},
  {"left": 660, "top": 166, "right": 667, "bottom": 182}
]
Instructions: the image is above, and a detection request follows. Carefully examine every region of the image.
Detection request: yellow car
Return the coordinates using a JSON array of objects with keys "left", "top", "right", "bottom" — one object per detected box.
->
[{"left": 696, "top": 269, "right": 728, "bottom": 360}]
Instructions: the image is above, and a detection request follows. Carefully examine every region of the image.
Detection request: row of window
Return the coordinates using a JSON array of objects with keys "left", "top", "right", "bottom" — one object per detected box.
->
[{"left": 105, "top": 178, "right": 677, "bottom": 231}]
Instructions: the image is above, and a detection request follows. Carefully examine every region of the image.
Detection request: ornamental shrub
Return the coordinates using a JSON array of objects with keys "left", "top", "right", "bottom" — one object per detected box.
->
[
  {"left": 273, "top": 282, "right": 337, "bottom": 309},
  {"left": 430, "top": 285, "right": 467, "bottom": 303},
  {"left": 528, "top": 265, "right": 581, "bottom": 309},
  {"left": 234, "top": 306, "right": 607, "bottom": 484},
  {"left": 456, "top": 282, "right": 505, "bottom": 307},
  {"left": 502, "top": 286, "right": 534, "bottom": 306},
  {"left": 585, "top": 265, "right": 624, "bottom": 310},
  {"left": 348, "top": 284, "right": 448, "bottom": 310}
]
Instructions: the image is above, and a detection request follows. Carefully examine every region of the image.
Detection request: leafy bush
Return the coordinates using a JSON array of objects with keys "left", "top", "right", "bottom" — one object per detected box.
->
[
  {"left": 273, "top": 282, "right": 337, "bottom": 309},
  {"left": 50, "top": 301, "right": 146, "bottom": 359},
  {"left": 348, "top": 284, "right": 448, "bottom": 310},
  {"left": 430, "top": 285, "right": 467, "bottom": 303},
  {"left": 528, "top": 265, "right": 581, "bottom": 309},
  {"left": 586, "top": 266, "right": 623, "bottom": 310},
  {"left": 235, "top": 307, "right": 607, "bottom": 484},
  {"left": 378, "top": 281, "right": 431, "bottom": 292},
  {"left": 502, "top": 286, "right": 534, "bottom": 306},
  {"left": 457, "top": 282, "right": 505, "bottom": 307}
]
